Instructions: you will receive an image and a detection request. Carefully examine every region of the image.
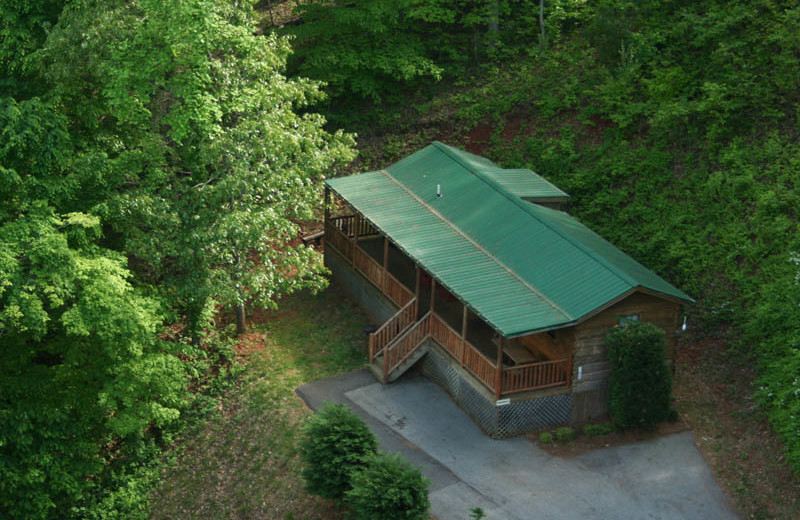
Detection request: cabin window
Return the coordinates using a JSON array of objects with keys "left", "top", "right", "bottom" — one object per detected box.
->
[{"left": 617, "top": 314, "right": 640, "bottom": 327}]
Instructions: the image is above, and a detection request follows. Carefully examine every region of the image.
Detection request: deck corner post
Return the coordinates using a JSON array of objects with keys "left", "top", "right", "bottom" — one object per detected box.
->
[
  {"left": 382, "top": 347, "right": 389, "bottom": 383},
  {"left": 369, "top": 334, "right": 375, "bottom": 364},
  {"left": 566, "top": 355, "right": 573, "bottom": 387},
  {"left": 461, "top": 305, "right": 468, "bottom": 339},
  {"left": 323, "top": 186, "right": 330, "bottom": 222},
  {"left": 495, "top": 336, "right": 504, "bottom": 399}
]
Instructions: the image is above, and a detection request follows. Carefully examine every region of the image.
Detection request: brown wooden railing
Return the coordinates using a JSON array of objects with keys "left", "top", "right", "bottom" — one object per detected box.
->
[
  {"left": 329, "top": 215, "right": 377, "bottom": 238},
  {"left": 325, "top": 218, "right": 354, "bottom": 259},
  {"left": 330, "top": 215, "right": 354, "bottom": 236},
  {"left": 354, "top": 246, "right": 383, "bottom": 286},
  {"left": 383, "top": 272, "right": 414, "bottom": 307},
  {"left": 326, "top": 216, "right": 414, "bottom": 308},
  {"left": 369, "top": 298, "right": 417, "bottom": 363},
  {"left": 428, "top": 313, "right": 496, "bottom": 393},
  {"left": 502, "top": 358, "right": 571, "bottom": 395},
  {"left": 384, "top": 312, "right": 432, "bottom": 381},
  {"left": 373, "top": 309, "right": 571, "bottom": 395},
  {"left": 328, "top": 216, "right": 570, "bottom": 396}
]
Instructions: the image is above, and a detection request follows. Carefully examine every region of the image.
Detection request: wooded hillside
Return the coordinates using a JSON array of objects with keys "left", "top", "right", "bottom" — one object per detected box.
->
[
  {"left": 1, "top": 0, "right": 798, "bottom": 518},
  {"left": 280, "top": 0, "right": 800, "bottom": 477}
]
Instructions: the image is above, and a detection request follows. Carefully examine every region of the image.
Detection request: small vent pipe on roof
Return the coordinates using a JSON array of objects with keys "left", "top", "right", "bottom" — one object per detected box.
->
[{"left": 436, "top": 184, "right": 442, "bottom": 198}]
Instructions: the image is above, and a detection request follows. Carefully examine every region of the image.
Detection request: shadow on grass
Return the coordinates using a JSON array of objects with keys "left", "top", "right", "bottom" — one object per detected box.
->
[{"left": 149, "top": 283, "right": 369, "bottom": 520}]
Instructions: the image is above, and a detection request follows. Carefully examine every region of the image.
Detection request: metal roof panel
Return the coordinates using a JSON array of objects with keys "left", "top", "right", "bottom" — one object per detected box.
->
[{"left": 326, "top": 142, "right": 692, "bottom": 336}]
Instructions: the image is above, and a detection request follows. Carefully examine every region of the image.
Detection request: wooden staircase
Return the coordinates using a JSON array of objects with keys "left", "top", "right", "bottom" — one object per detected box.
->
[{"left": 368, "top": 299, "right": 431, "bottom": 383}]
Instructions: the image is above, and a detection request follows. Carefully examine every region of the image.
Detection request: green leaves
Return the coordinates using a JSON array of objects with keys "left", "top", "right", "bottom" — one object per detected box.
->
[
  {"left": 606, "top": 322, "right": 673, "bottom": 430},
  {"left": 299, "top": 403, "right": 378, "bottom": 500},
  {"left": 2, "top": 0, "right": 357, "bottom": 516},
  {"left": 346, "top": 452, "right": 431, "bottom": 520}
]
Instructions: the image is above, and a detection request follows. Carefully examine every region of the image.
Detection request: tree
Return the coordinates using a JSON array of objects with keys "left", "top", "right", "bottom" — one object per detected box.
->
[
  {"left": 37, "top": 0, "right": 355, "bottom": 339},
  {"left": 605, "top": 322, "right": 673, "bottom": 430},
  {"left": 346, "top": 452, "right": 431, "bottom": 520},
  {"left": 299, "top": 403, "right": 378, "bottom": 501},
  {"left": 1, "top": 0, "right": 356, "bottom": 516},
  {"left": 0, "top": 206, "right": 187, "bottom": 519},
  {"left": 285, "top": 0, "right": 443, "bottom": 103}
]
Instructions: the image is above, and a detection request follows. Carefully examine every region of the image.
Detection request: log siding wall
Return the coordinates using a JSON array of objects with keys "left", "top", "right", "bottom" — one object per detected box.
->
[{"left": 570, "top": 292, "right": 680, "bottom": 422}]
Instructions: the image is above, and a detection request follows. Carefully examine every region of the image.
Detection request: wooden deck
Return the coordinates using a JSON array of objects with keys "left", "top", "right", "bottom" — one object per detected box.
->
[{"left": 326, "top": 214, "right": 571, "bottom": 397}]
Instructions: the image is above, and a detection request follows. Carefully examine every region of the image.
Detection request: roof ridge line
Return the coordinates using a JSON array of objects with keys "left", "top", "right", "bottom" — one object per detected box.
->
[
  {"left": 432, "top": 141, "right": 641, "bottom": 289},
  {"left": 379, "top": 169, "right": 574, "bottom": 324},
  {"left": 482, "top": 167, "right": 570, "bottom": 197}
]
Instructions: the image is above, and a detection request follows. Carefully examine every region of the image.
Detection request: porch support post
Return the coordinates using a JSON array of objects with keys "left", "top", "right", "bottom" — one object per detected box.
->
[
  {"left": 461, "top": 304, "right": 468, "bottom": 339},
  {"left": 351, "top": 213, "right": 359, "bottom": 266},
  {"left": 382, "top": 237, "right": 389, "bottom": 272},
  {"left": 495, "top": 336, "right": 504, "bottom": 399},
  {"left": 430, "top": 278, "right": 436, "bottom": 313},
  {"left": 352, "top": 213, "right": 360, "bottom": 243},
  {"left": 414, "top": 267, "right": 421, "bottom": 319}
]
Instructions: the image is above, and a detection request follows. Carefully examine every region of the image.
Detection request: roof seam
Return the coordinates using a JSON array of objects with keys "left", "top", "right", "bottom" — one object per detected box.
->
[
  {"left": 378, "top": 169, "right": 574, "bottom": 323},
  {"left": 483, "top": 168, "right": 570, "bottom": 198},
  {"left": 431, "top": 141, "right": 641, "bottom": 289},
  {"left": 325, "top": 180, "right": 530, "bottom": 334}
]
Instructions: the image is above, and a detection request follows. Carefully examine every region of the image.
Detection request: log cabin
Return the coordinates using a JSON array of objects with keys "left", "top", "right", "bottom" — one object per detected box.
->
[{"left": 323, "top": 142, "right": 693, "bottom": 437}]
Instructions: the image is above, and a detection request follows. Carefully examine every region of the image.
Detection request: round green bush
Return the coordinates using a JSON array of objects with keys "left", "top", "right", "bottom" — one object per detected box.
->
[
  {"left": 605, "top": 322, "right": 673, "bottom": 430},
  {"left": 538, "top": 432, "right": 554, "bottom": 443},
  {"left": 346, "top": 453, "right": 431, "bottom": 520},
  {"left": 555, "top": 427, "right": 575, "bottom": 442},
  {"left": 298, "top": 403, "right": 377, "bottom": 500}
]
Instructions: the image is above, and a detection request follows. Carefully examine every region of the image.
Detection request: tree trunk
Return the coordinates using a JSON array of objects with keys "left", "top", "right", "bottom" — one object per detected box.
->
[
  {"left": 488, "top": 0, "right": 500, "bottom": 49},
  {"left": 235, "top": 303, "right": 247, "bottom": 335},
  {"left": 539, "top": 0, "right": 547, "bottom": 50}
]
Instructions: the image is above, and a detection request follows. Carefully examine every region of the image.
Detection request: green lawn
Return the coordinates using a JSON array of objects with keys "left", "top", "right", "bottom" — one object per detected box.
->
[{"left": 150, "top": 284, "right": 370, "bottom": 519}]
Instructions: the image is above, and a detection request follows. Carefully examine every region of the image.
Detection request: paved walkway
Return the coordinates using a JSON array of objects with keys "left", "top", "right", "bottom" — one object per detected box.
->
[{"left": 297, "top": 370, "right": 739, "bottom": 520}]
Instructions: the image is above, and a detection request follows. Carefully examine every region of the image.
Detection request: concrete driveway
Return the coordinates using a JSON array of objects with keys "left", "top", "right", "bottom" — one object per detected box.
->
[{"left": 297, "top": 370, "right": 739, "bottom": 520}]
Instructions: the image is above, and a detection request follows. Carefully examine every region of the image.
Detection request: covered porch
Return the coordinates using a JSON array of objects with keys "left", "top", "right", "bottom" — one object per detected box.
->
[{"left": 324, "top": 208, "right": 572, "bottom": 399}]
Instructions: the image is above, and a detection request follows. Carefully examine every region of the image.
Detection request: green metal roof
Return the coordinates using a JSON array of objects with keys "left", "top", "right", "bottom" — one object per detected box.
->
[
  {"left": 479, "top": 169, "right": 568, "bottom": 200},
  {"left": 326, "top": 141, "right": 693, "bottom": 337}
]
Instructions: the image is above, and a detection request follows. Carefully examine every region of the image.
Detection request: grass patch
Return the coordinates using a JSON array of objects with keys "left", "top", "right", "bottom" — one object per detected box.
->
[{"left": 149, "top": 283, "right": 370, "bottom": 519}]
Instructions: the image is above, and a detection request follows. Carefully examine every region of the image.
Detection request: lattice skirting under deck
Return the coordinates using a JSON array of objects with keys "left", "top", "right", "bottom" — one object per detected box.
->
[{"left": 420, "top": 343, "right": 573, "bottom": 438}]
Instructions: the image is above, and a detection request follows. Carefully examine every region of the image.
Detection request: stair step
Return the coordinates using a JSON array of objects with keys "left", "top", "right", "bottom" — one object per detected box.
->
[{"left": 386, "top": 343, "right": 429, "bottom": 382}]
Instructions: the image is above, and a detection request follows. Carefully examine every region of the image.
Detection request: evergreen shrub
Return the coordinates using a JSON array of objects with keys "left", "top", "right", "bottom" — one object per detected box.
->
[
  {"left": 606, "top": 322, "right": 673, "bottom": 430},
  {"left": 298, "top": 403, "right": 377, "bottom": 500},
  {"left": 555, "top": 427, "right": 575, "bottom": 442},
  {"left": 582, "top": 423, "right": 614, "bottom": 437},
  {"left": 346, "top": 453, "right": 430, "bottom": 520}
]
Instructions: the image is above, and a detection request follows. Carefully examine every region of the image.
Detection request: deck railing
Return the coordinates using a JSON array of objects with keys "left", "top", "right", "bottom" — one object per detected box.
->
[
  {"left": 325, "top": 218, "right": 354, "bottom": 259},
  {"left": 353, "top": 246, "right": 383, "bottom": 287},
  {"left": 428, "top": 313, "right": 497, "bottom": 393},
  {"left": 326, "top": 217, "right": 414, "bottom": 308},
  {"left": 369, "top": 298, "right": 417, "bottom": 363},
  {"left": 383, "top": 272, "right": 414, "bottom": 308},
  {"left": 502, "top": 358, "right": 571, "bottom": 395},
  {"left": 329, "top": 214, "right": 378, "bottom": 238},
  {"left": 384, "top": 312, "right": 432, "bottom": 380},
  {"left": 329, "top": 217, "right": 570, "bottom": 396}
]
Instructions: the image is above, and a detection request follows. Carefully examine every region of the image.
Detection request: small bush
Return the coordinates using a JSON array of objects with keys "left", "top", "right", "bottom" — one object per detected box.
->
[
  {"left": 539, "top": 432, "right": 553, "bottom": 443},
  {"left": 346, "top": 453, "right": 431, "bottom": 520},
  {"left": 555, "top": 427, "right": 575, "bottom": 442},
  {"left": 582, "top": 423, "right": 614, "bottom": 437},
  {"left": 470, "top": 506, "right": 487, "bottom": 519},
  {"left": 606, "top": 322, "right": 673, "bottom": 430},
  {"left": 298, "top": 403, "right": 377, "bottom": 500}
]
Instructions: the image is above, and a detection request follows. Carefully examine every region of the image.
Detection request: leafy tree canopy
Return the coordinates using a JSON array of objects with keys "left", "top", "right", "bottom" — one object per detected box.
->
[{"left": 1, "top": 0, "right": 354, "bottom": 516}]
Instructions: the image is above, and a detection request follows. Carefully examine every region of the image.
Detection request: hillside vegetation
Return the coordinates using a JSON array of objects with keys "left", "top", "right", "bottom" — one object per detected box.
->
[
  {"left": 1, "top": 0, "right": 798, "bottom": 518},
  {"left": 281, "top": 0, "right": 800, "bottom": 475}
]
